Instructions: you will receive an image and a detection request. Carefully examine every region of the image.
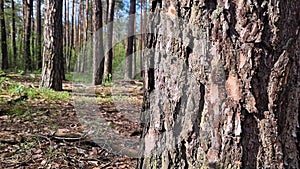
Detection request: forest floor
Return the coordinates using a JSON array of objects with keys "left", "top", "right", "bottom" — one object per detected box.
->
[{"left": 0, "top": 73, "right": 143, "bottom": 169}]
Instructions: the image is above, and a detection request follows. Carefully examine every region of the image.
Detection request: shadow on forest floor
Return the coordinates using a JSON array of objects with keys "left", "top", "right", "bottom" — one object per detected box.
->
[{"left": 0, "top": 74, "right": 143, "bottom": 169}]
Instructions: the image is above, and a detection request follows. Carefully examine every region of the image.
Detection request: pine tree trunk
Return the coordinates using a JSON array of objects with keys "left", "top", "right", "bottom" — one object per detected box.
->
[
  {"left": 139, "top": 0, "right": 144, "bottom": 78},
  {"left": 69, "top": 0, "right": 76, "bottom": 72},
  {"left": 103, "top": 0, "right": 115, "bottom": 83},
  {"left": 138, "top": 0, "right": 300, "bottom": 168},
  {"left": 0, "top": 0, "right": 8, "bottom": 70},
  {"left": 10, "top": 0, "right": 17, "bottom": 70},
  {"left": 92, "top": 0, "right": 104, "bottom": 85},
  {"left": 125, "top": 0, "right": 136, "bottom": 80},
  {"left": 73, "top": 0, "right": 78, "bottom": 50},
  {"left": 40, "top": 0, "right": 63, "bottom": 91},
  {"left": 35, "top": 0, "right": 41, "bottom": 69},
  {"left": 82, "top": 0, "right": 89, "bottom": 73},
  {"left": 23, "top": 0, "right": 33, "bottom": 71}
]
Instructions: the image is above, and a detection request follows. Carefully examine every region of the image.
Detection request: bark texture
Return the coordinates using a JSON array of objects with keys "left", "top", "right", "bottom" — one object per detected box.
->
[
  {"left": 125, "top": 0, "right": 136, "bottom": 79},
  {"left": 92, "top": 0, "right": 105, "bottom": 85},
  {"left": 139, "top": 0, "right": 300, "bottom": 168},
  {"left": 40, "top": 0, "right": 63, "bottom": 91},
  {"left": 103, "top": 0, "right": 115, "bottom": 83},
  {"left": 23, "top": 0, "right": 33, "bottom": 71}
]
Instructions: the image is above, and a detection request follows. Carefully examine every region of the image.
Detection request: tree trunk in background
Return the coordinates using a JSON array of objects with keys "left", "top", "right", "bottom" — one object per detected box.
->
[
  {"left": 132, "top": 36, "right": 136, "bottom": 77},
  {"left": 35, "top": 0, "right": 42, "bottom": 69},
  {"left": 139, "top": 0, "right": 144, "bottom": 78},
  {"left": 23, "top": 0, "right": 33, "bottom": 71},
  {"left": 138, "top": 0, "right": 300, "bottom": 168},
  {"left": 92, "top": 0, "right": 104, "bottom": 85},
  {"left": 0, "top": 0, "right": 8, "bottom": 70},
  {"left": 125, "top": 0, "right": 135, "bottom": 80},
  {"left": 73, "top": 0, "right": 78, "bottom": 50},
  {"left": 10, "top": 0, "right": 17, "bottom": 69},
  {"left": 69, "top": 0, "right": 76, "bottom": 72},
  {"left": 40, "top": 0, "right": 63, "bottom": 91},
  {"left": 82, "top": 0, "right": 89, "bottom": 72},
  {"left": 103, "top": 0, "right": 115, "bottom": 83},
  {"left": 64, "top": 0, "right": 69, "bottom": 72},
  {"left": 78, "top": 0, "right": 83, "bottom": 49}
]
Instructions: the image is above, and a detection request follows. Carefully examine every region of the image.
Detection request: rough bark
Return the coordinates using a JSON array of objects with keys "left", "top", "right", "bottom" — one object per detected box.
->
[
  {"left": 103, "top": 0, "right": 115, "bottom": 83},
  {"left": 138, "top": 0, "right": 300, "bottom": 168},
  {"left": 92, "top": 0, "right": 104, "bottom": 85},
  {"left": 0, "top": 0, "right": 8, "bottom": 70},
  {"left": 40, "top": 0, "right": 63, "bottom": 91},
  {"left": 125, "top": 0, "right": 136, "bottom": 80},
  {"left": 23, "top": 0, "right": 33, "bottom": 71}
]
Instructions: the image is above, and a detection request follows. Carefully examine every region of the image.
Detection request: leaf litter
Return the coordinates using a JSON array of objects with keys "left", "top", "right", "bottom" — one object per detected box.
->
[{"left": 0, "top": 74, "right": 143, "bottom": 168}]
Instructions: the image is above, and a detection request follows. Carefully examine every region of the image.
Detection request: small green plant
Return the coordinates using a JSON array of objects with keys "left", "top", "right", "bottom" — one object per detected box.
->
[
  {"left": 51, "top": 124, "right": 59, "bottom": 131},
  {"left": 8, "top": 84, "right": 25, "bottom": 96},
  {"left": 0, "top": 77, "right": 10, "bottom": 90},
  {"left": 17, "top": 69, "right": 25, "bottom": 75},
  {"left": 104, "top": 74, "right": 113, "bottom": 86}
]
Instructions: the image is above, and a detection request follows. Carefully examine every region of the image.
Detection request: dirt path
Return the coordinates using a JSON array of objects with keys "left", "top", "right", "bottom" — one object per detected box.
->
[{"left": 0, "top": 74, "right": 143, "bottom": 169}]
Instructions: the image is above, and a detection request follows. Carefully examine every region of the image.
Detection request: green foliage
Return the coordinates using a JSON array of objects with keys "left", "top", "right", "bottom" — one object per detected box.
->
[
  {"left": 26, "top": 87, "right": 70, "bottom": 101},
  {"left": 104, "top": 74, "right": 113, "bottom": 86},
  {"left": 112, "top": 42, "right": 126, "bottom": 79},
  {"left": 0, "top": 76, "right": 11, "bottom": 91},
  {"left": 95, "top": 96, "right": 112, "bottom": 103},
  {"left": 2, "top": 79, "right": 70, "bottom": 102}
]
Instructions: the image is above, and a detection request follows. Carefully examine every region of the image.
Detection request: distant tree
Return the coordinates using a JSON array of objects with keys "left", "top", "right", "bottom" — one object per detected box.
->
[
  {"left": 0, "top": 0, "right": 8, "bottom": 70},
  {"left": 10, "top": 0, "right": 17, "bottom": 69},
  {"left": 103, "top": 0, "right": 115, "bottom": 83},
  {"left": 125, "top": 0, "right": 135, "bottom": 79},
  {"left": 82, "top": 0, "right": 89, "bottom": 72},
  {"left": 40, "top": 0, "right": 63, "bottom": 90},
  {"left": 92, "top": 0, "right": 104, "bottom": 85},
  {"left": 68, "top": 0, "right": 76, "bottom": 72},
  {"left": 35, "top": 0, "right": 42, "bottom": 69},
  {"left": 23, "top": 0, "right": 33, "bottom": 71}
]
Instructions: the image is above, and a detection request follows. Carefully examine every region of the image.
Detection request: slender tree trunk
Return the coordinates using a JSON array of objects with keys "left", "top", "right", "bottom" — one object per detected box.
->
[
  {"left": 78, "top": 0, "right": 83, "bottom": 48},
  {"left": 10, "top": 0, "right": 17, "bottom": 69},
  {"left": 103, "top": 0, "right": 115, "bottom": 83},
  {"left": 82, "top": 0, "right": 89, "bottom": 73},
  {"left": 92, "top": 0, "right": 104, "bottom": 85},
  {"left": 68, "top": 0, "right": 75, "bottom": 72},
  {"left": 125, "top": 0, "right": 135, "bottom": 80},
  {"left": 35, "top": 0, "right": 42, "bottom": 69},
  {"left": 73, "top": 0, "right": 78, "bottom": 50},
  {"left": 139, "top": 0, "right": 144, "bottom": 78},
  {"left": 132, "top": 36, "right": 136, "bottom": 78},
  {"left": 0, "top": 0, "right": 8, "bottom": 70},
  {"left": 138, "top": 0, "right": 300, "bottom": 168},
  {"left": 64, "top": 0, "right": 68, "bottom": 72},
  {"left": 23, "top": 0, "right": 33, "bottom": 71},
  {"left": 40, "top": 0, "right": 63, "bottom": 91}
]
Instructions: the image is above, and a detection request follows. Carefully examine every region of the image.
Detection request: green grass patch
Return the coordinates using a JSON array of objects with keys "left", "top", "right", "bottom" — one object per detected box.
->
[
  {"left": 95, "top": 96, "right": 113, "bottom": 103},
  {"left": 1, "top": 76, "right": 70, "bottom": 102},
  {"left": 66, "top": 72, "right": 93, "bottom": 84}
]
